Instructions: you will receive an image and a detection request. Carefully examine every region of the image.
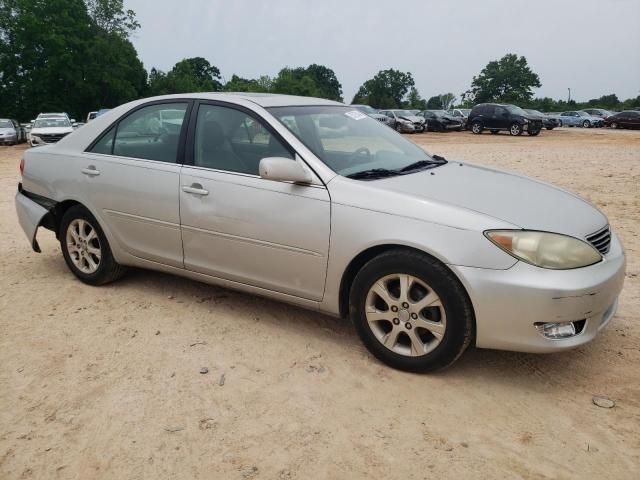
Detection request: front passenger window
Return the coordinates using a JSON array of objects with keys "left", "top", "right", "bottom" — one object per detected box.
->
[{"left": 194, "top": 104, "right": 294, "bottom": 175}]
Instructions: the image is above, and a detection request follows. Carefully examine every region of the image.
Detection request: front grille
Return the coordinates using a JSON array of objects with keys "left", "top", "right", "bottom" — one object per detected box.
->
[
  {"left": 587, "top": 225, "right": 611, "bottom": 255},
  {"left": 40, "top": 133, "right": 68, "bottom": 143}
]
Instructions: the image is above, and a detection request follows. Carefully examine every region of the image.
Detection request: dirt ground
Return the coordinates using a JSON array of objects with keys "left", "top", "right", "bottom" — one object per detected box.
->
[{"left": 1, "top": 127, "right": 639, "bottom": 479}]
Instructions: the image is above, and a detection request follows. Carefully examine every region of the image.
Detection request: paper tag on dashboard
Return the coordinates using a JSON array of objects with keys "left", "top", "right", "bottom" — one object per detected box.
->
[{"left": 344, "top": 110, "right": 367, "bottom": 120}]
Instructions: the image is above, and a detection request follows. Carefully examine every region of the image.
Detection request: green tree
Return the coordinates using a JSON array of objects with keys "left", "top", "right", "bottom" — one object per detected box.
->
[
  {"left": 352, "top": 69, "right": 415, "bottom": 108},
  {"left": 271, "top": 64, "right": 343, "bottom": 101},
  {"left": 405, "top": 87, "right": 427, "bottom": 110},
  {"left": 0, "top": 0, "right": 146, "bottom": 121},
  {"left": 224, "top": 74, "right": 273, "bottom": 93},
  {"left": 463, "top": 54, "right": 541, "bottom": 104},
  {"left": 86, "top": 0, "right": 139, "bottom": 38},
  {"left": 148, "top": 57, "right": 223, "bottom": 95}
]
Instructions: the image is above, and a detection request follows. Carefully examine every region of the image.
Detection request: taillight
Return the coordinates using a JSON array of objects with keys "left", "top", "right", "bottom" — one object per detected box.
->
[{"left": 20, "top": 157, "right": 24, "bottom": 176}]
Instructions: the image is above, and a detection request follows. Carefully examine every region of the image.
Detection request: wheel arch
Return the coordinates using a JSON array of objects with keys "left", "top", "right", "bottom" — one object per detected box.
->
[{"left": 337, "top": 244, "right": 476, "bottom": 327}]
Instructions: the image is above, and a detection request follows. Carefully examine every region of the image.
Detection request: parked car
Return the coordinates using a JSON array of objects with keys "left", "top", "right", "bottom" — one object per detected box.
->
[
  {"left": 0, "top": 118, "right": 26, "bottom": 145},
  {"left": 15, "top": 93, "right": 625, "bottom": 372},
  {"left": 416, "top": 110, "right": 463, "bottom": 131},
  {"left": 558, "top": 111, "right": 603, "bottom": 128},
  {"left": 581, "top": 108, "right": 615, "bottom": 119},
  {"left": 350, "top": 104, "right": 393, "bottom": 127},
  {"left": 468, "top": 103, "right": 543, "bottom": 136},
  {"left": 29, "top": 116, "right": 74, "bottom": 146},
  {"left": 379, "top": 109, "right": 426, "bottom": 133},
  {"left": 524, "top": 109, "right": 559, "bottom": 130},
  {"left": 87, "top": 111, "right": 98, "bottom": 122},
  {"left": 604, "top": 110, "right": 640, "bottom": 129},
  {"left": 447, "top": 108, "right": 471, "bottom": 128}
]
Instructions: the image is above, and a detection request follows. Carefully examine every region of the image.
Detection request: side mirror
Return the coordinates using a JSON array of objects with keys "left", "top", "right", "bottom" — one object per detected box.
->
[{"left": 259, "top": 157, "right": 312, "bottom": 184}]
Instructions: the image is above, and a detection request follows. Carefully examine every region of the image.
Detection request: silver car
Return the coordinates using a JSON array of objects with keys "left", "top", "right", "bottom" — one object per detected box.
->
[{"left": 15, "top": 93, "right": 625, "bottom": 372}]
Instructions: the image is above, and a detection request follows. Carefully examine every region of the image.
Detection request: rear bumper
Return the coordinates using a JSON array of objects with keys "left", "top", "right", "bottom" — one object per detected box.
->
[
  {"left": 451, "top": 232, "right": 626, "bottom": 353},
  {"left": 15, "top": 186, "right": 51, "bottom": 252}
]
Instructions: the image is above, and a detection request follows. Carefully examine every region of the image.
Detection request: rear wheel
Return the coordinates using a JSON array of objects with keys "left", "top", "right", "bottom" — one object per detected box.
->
[
  {"left": 349, "top": 250, "right": 474, "bottom": 372},
  {"left": 509, "top": 123, "right": 523, "bottom": 136},
  {"left": 59, "top": 205, "right": 126, "bottom": 285},
  {"left": 546, "top": 127, "right": 554, "bottom": 130},
  {"left": 471, "top": 121, "right": 483, "bottom": 134}
]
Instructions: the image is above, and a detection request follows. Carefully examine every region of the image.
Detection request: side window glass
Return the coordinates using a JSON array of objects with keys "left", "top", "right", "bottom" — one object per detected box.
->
[
  {"left": 90, "top": 126, "right": 116, "bottom": 155},
  {"left": 194, "top": 104, "right": 293, "bottom": 175},
  {"left": 113, "top": 103, "right": 188, "bottom": 163}
]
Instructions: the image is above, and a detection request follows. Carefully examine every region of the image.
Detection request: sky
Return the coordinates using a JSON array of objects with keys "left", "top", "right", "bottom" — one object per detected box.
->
[{"left": 124, "top": 0, "right": 640, "bottom": 103}]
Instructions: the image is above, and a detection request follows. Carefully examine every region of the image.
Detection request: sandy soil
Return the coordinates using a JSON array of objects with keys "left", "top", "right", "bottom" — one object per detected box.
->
[{"left": 1, "top": 127, "right": 639, "bottom": 479}]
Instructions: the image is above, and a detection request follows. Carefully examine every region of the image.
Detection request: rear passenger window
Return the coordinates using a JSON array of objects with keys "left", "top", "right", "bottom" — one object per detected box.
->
[
  {"left": 90, "top": 126, "right": 115, "bottom": 154},
  {"left": 113, "top": 103, "right": 188, "bottom": 163},
  {"left": 194, "top": 104, "right": 293, "bottom": 175}
]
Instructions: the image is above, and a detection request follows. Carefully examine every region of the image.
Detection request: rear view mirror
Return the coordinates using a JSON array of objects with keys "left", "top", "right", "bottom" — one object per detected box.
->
[{"left": 259, "top": 157, "right": 312, "bottom": 184}]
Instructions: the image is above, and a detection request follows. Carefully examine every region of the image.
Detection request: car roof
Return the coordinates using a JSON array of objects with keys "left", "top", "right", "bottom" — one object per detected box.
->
[{"left": 142, "top": 92, "right": 344, "bottom": 108}]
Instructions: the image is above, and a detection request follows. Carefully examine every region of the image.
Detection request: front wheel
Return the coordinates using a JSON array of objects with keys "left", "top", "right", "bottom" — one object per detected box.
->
[
  {"left": 582, "top": 120, "right": 591, "bottom": 128},
  {"left": 610, "top": 122, "right": 618, "bottom": 129},
  {"left": 471, "top": 121, "right": 483, "bottom": 134},
  {"left": 349, "top": 250, "right": 474, "bottom": 372},
  {"left": 509, "top": 123, "right": 523, "bottom": 136},
  {"left": 59, "top": 205, "right": 127, "bottom": 285},
  {"left": 395, "top": 123, "right": 403, "bottom": 133}
]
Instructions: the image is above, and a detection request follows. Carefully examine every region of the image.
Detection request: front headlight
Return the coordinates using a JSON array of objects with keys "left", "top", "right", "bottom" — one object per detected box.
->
[
  {"left": 485, "top": 230, "right": 602, "bottom": 269},
  {"left": 522, "top": 118, "right": 529, "bottom": 123}
]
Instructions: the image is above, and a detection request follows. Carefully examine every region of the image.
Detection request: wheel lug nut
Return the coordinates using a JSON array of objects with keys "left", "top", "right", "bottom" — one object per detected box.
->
[
  {"left": 402, "top": 302, "right": 409, "bottom": 309},
  {"left": 393, "top": 318, "right": 399, "bottom": 325},
  {"left": 405, "top": 322, "right": 412, "bottom": 330},
  {"left": 391, "top": 306, "right": 398, "bottom": 312},
  {"left": 411, "top": 313, "right": 418, "bottom": 319}
]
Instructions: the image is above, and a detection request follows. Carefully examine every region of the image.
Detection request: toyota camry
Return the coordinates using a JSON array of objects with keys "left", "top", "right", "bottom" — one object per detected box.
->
[{"left": 15, "top": 93, "right": 625, "bottom": 372}]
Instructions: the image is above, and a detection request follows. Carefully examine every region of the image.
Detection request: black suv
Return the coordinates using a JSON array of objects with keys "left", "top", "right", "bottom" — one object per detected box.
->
[{"left": 468, "top": 103, "right": 543, "bottom": 136}]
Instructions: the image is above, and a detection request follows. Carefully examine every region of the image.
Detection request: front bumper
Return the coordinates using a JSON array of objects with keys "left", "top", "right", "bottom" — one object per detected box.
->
[
  {"left": 451, "top": 232, "right": 626, "bottom": 353},
  {"left": 398, "top": 123, "right": 416, "bottom": 133},
  {"left": 0, "top": 134, "right": 18, "bottom": 144}
]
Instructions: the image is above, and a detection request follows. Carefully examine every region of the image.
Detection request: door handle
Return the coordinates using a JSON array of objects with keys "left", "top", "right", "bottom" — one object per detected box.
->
[
  {"left": 182, "top": 183, "right": 209, "bottom": 196},
  {"left": 81, "top": 166, "right": 100, "bottom": 176}
]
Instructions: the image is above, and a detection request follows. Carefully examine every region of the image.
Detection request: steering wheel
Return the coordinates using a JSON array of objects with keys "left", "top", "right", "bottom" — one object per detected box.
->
[{"left": 348, "top": 147, "right": 372, "bottom": 162}]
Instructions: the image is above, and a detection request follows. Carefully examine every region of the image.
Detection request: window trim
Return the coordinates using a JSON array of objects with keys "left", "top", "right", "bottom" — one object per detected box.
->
[
  {"left": 85, "top": 99, "right": 194, "bottom": 165},
  {"left": 184, "top": 100, "right": 297, "bottom": 172}
]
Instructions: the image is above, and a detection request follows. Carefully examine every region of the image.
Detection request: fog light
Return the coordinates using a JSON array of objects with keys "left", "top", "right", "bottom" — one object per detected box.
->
[{"left": 535, "top": 321, "right": 577, "bottom": 339}]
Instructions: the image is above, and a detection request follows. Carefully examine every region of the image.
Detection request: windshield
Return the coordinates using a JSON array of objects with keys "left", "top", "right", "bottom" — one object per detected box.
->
[
  {"left": 0, "top": 120, "right": 13, "bottom": 128},
  {"left": 268, "top": 105, "right": 437, "bottom": 177},
  {"left": 525, "top": 109, "right": 543, "bottom": 115},
  {"left": 460, "top": 109, "right": 471, "bottom": 115},
  {"left": 33, "top": 118, "right": 71, "bottom": 128},
  {"left": 505, "top": 105, "right": 529, "bottom": 116},
  {"left": 428, "top": 110, "right": 447, "bottom": 117},
  {"left": 351, "top": 105, "right": 377, "bottom": 114},
  {"left": 577, "top": 111, "right": 591, "bottom": 117}
]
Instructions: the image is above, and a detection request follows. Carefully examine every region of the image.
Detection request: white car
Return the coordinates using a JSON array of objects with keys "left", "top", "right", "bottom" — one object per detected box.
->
[{"left": 29, "top": 117, "right": 75, "bottom": 147}]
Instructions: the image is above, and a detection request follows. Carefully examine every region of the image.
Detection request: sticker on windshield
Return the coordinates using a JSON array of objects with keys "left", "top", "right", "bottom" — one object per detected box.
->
[{"left": 345, "top": 110, "right": 367, "bottom": 120}]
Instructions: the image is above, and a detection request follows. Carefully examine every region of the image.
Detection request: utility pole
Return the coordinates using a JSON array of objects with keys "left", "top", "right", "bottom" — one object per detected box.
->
[{"left": 568, "top": 87, "right": 571, "bottom": 103}]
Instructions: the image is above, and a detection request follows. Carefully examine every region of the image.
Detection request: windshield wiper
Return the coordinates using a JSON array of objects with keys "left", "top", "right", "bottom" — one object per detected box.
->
[
  {"left": 398, "top": 156, "right": 447, "bottom": 173},
  {"left": 346, "top": 168, "right": 400, "bottom": 180}
]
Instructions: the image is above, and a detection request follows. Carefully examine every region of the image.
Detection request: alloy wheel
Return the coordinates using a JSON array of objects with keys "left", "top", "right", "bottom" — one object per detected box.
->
[
  {"left": 510, "top": 124, "right": 521, "bottom": 136},
  {"left": 471, "top": 122, "right": 482, "bottom": 134},
  {"left": 583, "top": 120, "right": 590, "bottom": 128},
  {"left": 610, "top": 122, "right": 618, "bottom": 129},
  {"left": 365, "top": 274, "right": 447, "bottom": 357},
  {"left": 66, "top": 218, "right": 102, "bottom": 274}
]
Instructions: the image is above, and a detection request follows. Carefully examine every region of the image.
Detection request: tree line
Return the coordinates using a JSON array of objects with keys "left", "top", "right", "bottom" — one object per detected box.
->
[{"left": 1, "top": 1, "right": 638, "bottom": 122}]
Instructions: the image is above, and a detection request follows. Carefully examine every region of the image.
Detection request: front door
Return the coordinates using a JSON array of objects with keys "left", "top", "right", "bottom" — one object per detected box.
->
[{"left": 179, "top": 102, "right": 330, "bottom": 301}]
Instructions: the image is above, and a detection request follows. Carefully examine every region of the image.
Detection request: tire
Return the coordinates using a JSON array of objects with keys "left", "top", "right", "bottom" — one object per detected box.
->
[
  {"left": 395, "top": 123, "right": 403, "bottom": 133},
  {"left": 59, "top": 205, "right": 126, "bottom": 286},
  {"left": 610, "top": 122, "right": 618, "bottom": 129},
  {"left": 509, "top": 123, "right": 523, "bottom": 136},
  {"left": 490, "top": 130, "right": 499, "bottom": 135},
  {"left": 558, "top": 120, "right": 563, "bottom": 127},
  {"left": 349, "top": 249, "right": 474, "bottom": 372},
  {"left": 582, "top": 120, "right": 591, "bottom": 128},
  {"left": 546, "top": 127, "right": 554, "bottom": 130},
  {"left": 470, "top": 121, "right": 483, "bottom": 134},
  {"left": 527, "top": 129, "right": 540, "bottom": 136}
]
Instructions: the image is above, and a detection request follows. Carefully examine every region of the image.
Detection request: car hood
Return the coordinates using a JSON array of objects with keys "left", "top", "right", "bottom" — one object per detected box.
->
[
  {"left": 370, "top": 162, "right": 607, "bottom": 238},
  {"left": 31, "top": 127, "right": 73, "bottom": 135},
  {"left": 399, "top": 115, "right": 424, "bottom": 123},
  {"left": 0, "top": 127, "right": 16, "bottom": 134}
]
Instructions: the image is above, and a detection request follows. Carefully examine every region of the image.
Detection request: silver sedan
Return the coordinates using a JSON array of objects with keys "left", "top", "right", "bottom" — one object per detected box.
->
[{"left": 15, "top": 93, "right": 625, "bottom": 372}]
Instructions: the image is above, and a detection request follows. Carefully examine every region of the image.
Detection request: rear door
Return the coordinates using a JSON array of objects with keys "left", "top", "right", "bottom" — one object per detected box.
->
[
  {"left": 179, "top": 101, "right": 330, "bottom": 301},
  {"left": 83, "top": 100, "right": 191, "bottom": 268}
]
